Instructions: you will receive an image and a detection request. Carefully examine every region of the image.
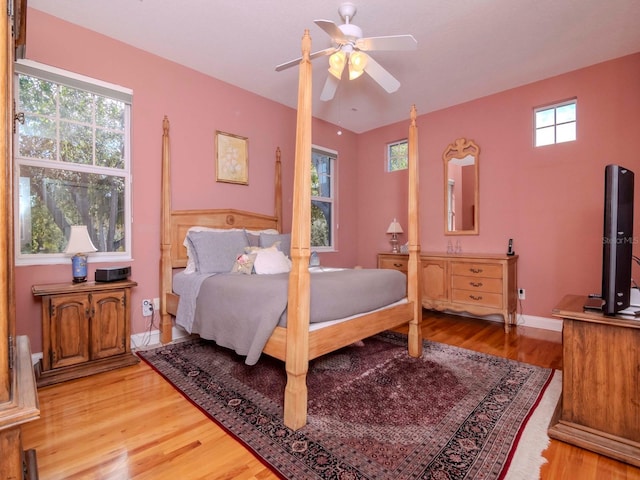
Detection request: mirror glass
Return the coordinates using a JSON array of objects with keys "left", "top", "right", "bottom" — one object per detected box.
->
[{"left": 443, "top": 138, "right": 479, "bottom": 235}]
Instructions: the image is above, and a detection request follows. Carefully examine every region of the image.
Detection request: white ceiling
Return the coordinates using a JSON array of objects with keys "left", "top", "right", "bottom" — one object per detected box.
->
[{"left": 29, "top": 0, "right": 640, "bottom": 133}]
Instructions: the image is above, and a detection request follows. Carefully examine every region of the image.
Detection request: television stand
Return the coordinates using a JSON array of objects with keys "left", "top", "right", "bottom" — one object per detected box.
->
[{"left": 549, "top": 295, "right": 640, "bottom": 467}]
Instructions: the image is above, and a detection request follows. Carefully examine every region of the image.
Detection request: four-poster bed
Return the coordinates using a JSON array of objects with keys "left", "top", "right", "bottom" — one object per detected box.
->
[{"left": 159, "top": 29, "right": 422, "bottom": 430}]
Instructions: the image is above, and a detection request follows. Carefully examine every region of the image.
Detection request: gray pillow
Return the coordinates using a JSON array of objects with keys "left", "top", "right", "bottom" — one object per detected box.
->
[
  {"left": 246, "top": 230, "right": 261, "bottom": 248},
  {"left": 259, "top": 232, "right": 291, "bottom": 257},
  {"left": 187, "top": 230, "right": 249, "bottom": 273}
]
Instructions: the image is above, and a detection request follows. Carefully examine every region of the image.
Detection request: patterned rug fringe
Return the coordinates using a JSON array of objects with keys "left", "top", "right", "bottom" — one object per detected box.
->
[{"left": 505, "top": 371, "right": 561, "bottom": 479}]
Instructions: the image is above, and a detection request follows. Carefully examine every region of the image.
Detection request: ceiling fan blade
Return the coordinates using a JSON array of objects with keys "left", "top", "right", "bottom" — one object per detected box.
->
[
  {"left": 363, "top": 54, "right": 401, "bottom": 93},
  {"left": 314, "top": 19, "right": 347, "bottom": 43},
  {"left": 275, "top": 47, "right": 337, "bottom": 72},
  {"left": 320, "top": 74, "right": 340, "bottom": 101},
  {"left": 356, "top": 34, "right": 417, "bottom": 52}
]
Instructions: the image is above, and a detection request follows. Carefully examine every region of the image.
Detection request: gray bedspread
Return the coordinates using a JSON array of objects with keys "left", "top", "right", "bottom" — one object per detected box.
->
[{"left": 174, "top": 268, "right": 406, "bottom": 365}]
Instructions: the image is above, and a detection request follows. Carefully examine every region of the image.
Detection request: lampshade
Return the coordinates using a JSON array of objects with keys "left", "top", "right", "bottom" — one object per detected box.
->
[
  {"left": 64, "top": 225, "right": 97, "bottom": 255},
  {"left": 328, "top": 50, "right": 346, "bottom": 79},
  {"left": 386, "top": 219, "right": 404, "bottom": 234},
  {"left": 348, "top": 51, "right": 368, "bottom": 80}
]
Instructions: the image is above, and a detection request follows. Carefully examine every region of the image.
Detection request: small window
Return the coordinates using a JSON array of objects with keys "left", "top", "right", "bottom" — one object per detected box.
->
[
  {"left": 534, "top": 100, "right": 576, "bottom": 147},
  {"left": 387, "top": 139, "right": 408, "bottom": 171}
]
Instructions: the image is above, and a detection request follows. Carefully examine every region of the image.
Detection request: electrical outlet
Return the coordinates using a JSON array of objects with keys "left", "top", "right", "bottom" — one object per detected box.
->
[
  {"left": 142, "top": 299, "right": 153, "bottom": 317},
  {"left": 518, "top": 288, "right": 526, "bottom": 300},
  {"left": 153, "top": 297, "right": 160, "bottom": 310}
]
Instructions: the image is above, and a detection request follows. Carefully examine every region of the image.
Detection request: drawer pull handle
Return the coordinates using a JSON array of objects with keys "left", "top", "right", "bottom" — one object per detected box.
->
[
  {"left": 469, "top": 295, "right": 483, "bottom": 301},
  {"left": 469, "top": 268, "right": 483, "bottom": 274},
  {"left": 470, "top": 282, "right": 483, "bottom": 288},
  {"left": 393, "top": 263, "right": 403, "bottom": 267}
]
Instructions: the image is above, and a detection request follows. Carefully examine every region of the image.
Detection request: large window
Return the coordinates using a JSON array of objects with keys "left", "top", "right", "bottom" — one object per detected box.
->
[
  {"left": 534, "top": 100, "right": 576, "bottom": 147},
  {"left": 311, "top": 146, "right": 336, "bottom": 250},
  {"left": 14, "top": 61, "right": 132, "bottom": 265}
]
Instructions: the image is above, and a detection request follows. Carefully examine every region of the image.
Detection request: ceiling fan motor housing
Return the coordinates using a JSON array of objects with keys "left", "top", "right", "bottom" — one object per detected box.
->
[{"left": 338, "top": 23, "right": 362, "bottom": 42}]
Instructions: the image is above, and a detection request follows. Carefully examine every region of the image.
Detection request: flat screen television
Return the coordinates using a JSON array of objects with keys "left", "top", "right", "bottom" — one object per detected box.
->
[{"left": 601, "top": 164, "right": 635, "bottom": 315}]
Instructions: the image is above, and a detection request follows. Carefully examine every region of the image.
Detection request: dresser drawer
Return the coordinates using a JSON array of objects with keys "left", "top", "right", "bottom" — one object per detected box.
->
[
  {"left": 452, "top": 275, "right": 503, "bottom": 294},
  {"left": 378, "top": 256, "right": 408, "bottom": 272},
  {"left": 451, "top": 262, "right": 503, "bottom": 278},
  {"left": 451, "top": 289, "right": 503, "bottom": 308}
]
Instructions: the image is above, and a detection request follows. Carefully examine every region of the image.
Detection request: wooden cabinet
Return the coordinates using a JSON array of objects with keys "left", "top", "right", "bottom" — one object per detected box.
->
[
  {"left": 32, "top": 280, "right": 139, "bottom": 387},
  {"left": 549, "top": 295, "right": 640, "bottom": 466},
  {"left": 378, "top": 252, "right": 518, "bottom": 332},
  {"left": 0, "top": 2, "right": 40, "bottom": 478}
]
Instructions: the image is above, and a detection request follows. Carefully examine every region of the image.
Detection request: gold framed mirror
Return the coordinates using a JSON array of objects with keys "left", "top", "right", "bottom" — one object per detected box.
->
[{"left": 443, "top": 138, "right": 479, "bottom": 235}]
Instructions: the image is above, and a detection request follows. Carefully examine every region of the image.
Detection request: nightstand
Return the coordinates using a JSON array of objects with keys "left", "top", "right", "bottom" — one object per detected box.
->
[
  {"left": 377, "top": 253, "right": 409, "bottom": 274},
  {"left": 32, "top": 280, "right": 139, "bottom": 387}
]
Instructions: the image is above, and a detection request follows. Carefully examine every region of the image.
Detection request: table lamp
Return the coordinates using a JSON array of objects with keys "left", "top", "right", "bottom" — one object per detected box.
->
[
  {"left": 386, "top": 218, "right": 404, "bottom": 253},
  {"left": 64, "top": 225, "right": 97, "bottom": 283}
]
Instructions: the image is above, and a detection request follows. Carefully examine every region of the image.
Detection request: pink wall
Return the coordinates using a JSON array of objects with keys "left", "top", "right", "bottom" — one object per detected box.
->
[
  {"left": 18, "top": 10, "right": 359, "bottom": 352},
  {"left": 356, "top": 52, "right": 640, "bottom": 320},
  {"left": 16, "top": 9, "right": 640, "bottom": 351}
]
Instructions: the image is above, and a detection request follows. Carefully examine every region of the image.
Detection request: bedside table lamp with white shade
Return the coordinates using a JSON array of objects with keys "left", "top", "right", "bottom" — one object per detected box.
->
[
  {"left": 386, "top": 218, "right": 403, "bottom": 253},
  {"left": 64, "top": 225, "right": 97, "bottom": 283}
]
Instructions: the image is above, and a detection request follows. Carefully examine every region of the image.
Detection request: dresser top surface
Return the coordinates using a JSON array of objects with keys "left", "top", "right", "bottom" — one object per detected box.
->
[{"left": 379, "top": 252, "right": 518, "bottom": 261}]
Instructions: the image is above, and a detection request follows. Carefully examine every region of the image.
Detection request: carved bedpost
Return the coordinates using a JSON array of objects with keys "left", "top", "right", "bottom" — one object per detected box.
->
[
  {"left": 284, "top": 29, "right": 312, "bottom": 430},
  {"left": 160, "top": 116, "right": 173, "bottom": 344},
  {"left": 407, "top": 105, "right": 423, "bottom": 357}
]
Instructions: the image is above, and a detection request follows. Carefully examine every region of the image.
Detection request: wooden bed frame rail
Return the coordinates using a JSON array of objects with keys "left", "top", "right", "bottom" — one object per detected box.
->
[{"left": 159, "top": 29, "right": 422, "bottom": 430}]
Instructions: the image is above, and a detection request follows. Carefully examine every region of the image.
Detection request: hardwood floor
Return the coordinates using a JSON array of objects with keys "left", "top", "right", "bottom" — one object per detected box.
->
[{"left": 22, "top": 312, "right": 640, "bottom": 479}]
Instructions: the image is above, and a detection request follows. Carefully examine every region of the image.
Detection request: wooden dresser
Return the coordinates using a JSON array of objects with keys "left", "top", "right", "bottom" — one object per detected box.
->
[{"left": 378, "top": 252, "right": 518, "bottom": 332}]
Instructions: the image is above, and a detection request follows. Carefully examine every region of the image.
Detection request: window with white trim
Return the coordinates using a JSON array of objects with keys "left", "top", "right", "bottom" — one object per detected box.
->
[
  {"left": 534, "top": 100, "right": 576, "bottom": 147},
  {"left": 311, "top": 146, "right": 336, "bottom": 250},
  {"left": 387, "top": 139, "right": 408, "bottom": 171},
  {"left": 14, "top": 61, "right": 132, "bottom": 265}
]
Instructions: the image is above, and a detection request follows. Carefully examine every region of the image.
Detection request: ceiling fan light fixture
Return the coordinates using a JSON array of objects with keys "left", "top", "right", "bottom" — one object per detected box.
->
[
  {"left": 348, "top": 50, "right": 368, "bottom": 80},
  {"left": 328, "top": 50, "right": 346, "bottom": 79},
  {"left": 348, "top": 64, "right": 364, "bottom": 80}
]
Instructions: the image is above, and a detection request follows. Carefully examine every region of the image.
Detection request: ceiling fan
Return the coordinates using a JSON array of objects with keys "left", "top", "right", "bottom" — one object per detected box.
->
[{"left": 275, "top": 2, "right": 417, "bottom": 101}]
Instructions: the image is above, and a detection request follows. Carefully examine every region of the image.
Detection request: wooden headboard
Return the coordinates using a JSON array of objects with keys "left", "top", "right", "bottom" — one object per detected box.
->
[{"left": 168, "top": 209, "right": 280, "bottom": 268}]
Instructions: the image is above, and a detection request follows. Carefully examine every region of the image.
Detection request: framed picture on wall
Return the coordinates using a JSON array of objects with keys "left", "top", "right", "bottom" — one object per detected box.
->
[{"left": 215, "top": 130, "right": 249, "bottom": 185}]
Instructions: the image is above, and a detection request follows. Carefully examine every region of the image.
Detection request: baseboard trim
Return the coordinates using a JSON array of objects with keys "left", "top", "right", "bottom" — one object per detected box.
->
[
  {"left": 31, "top": 316, "right": 562, "bottom": 365},
  {"left": 445, "top": 310, "right": 563, "bottom": 332},
  {"left": 130, "top": 325, "right": 191, "bottom": 350},
  {"left": 514, "top": 314, "right": 563, "bottom": 332}
]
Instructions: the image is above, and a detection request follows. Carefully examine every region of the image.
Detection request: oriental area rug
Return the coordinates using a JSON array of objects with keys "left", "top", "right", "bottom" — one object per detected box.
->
[{"left": 137, "top": 332, "right": 561, "bottom": 480}]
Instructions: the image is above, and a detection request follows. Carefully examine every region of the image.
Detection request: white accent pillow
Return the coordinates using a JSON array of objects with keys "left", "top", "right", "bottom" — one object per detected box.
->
[{"left": 253, "top": 245, "right": 292, "bottom": 274}]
